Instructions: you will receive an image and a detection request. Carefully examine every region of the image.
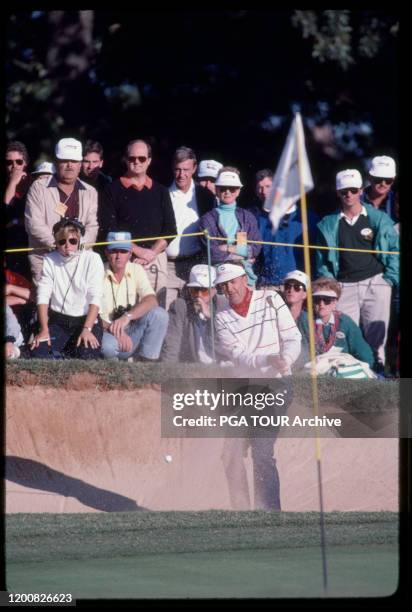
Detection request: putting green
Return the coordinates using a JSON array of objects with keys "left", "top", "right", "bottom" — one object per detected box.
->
[
  {"left": 6, "top": 511, "right": 399, "bottom": 599},
  {"left": 6, "top": 544, "right": 397, "bottom": 599}
]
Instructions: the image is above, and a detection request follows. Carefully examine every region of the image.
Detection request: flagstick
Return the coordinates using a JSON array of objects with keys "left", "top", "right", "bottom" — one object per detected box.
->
[{"left": 295, "top": 112, "right": 328, "bottom": 593}]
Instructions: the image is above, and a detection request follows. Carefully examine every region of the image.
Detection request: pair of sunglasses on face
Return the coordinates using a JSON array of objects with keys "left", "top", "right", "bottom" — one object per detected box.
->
[
  {"left": 217, "top": 186, "right": 238, "bottom": 193},
  {"left": 6, "top": 159, "right": 24, "bottom": 166},
  {"left": 313, "top": 296, "right": 336, "bottom": 305},
  {"left": 284, "top": 282, "right": 305, "bottom": 292},
  {"left": 370, "top": 176, "right": 394, "bottom": 186},
  {"left": 57, "top": 238, "right": 78, "bottom": 246},
  {"left": 127, "top": 156, "right": 148, "bottom": 163},
  {"left": 338, "top": 187, "right": 360, "bottom": 196}
]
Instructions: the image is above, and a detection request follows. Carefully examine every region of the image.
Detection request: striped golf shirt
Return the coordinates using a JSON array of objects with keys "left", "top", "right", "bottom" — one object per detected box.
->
[{"left": 215, "top": 288, "right": 301, "bottom": 371}]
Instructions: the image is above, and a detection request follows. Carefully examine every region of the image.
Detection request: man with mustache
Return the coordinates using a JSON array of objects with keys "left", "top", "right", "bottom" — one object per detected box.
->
[{"left": 25, "top": 137, "right": 98, "bottom": 283}]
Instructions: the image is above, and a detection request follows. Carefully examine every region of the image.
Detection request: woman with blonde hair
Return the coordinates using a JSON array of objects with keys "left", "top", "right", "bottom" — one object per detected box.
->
[{"left": 30, "top": 218, "right": 104, "bottom": 359}]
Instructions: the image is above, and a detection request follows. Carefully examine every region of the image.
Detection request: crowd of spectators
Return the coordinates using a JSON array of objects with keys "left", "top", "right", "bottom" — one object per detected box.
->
[{"left": 4, "top": 138, "right": 399, "bottom": 378}]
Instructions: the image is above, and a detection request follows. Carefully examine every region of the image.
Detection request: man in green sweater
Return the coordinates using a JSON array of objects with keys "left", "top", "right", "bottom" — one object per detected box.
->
[{"left": 315, "top": 169, "right": 399, "bottom": 373}]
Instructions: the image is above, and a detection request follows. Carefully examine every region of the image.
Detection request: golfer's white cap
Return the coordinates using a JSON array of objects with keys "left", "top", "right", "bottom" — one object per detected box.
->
[{"left": 215, "top": 263, "right": 246, "bottom": 284}]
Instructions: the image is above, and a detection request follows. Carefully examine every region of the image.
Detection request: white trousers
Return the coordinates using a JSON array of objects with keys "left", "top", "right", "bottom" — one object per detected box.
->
[{"left": 337, "top": 272, "right": 392, "bottom": 366}]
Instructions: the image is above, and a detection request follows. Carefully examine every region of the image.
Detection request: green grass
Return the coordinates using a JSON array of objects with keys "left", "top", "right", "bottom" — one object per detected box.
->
[
  {"left": 6, "top": 511, "right": 398, "bottom": 563},
  {"left": 6, "top": 511, "right": 399, "bottom": 599}
]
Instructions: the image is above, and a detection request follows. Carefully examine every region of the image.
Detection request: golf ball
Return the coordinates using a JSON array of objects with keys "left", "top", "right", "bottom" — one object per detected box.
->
[{"left": 164, "top": 454, "right": 172, "bottom": 463}]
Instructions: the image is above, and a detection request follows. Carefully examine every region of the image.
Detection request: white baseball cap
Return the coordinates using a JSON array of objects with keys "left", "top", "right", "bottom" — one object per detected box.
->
[
  {"left": 198, "top": 160, "right": 223, "bottom": 179},
  {"left": 55, "top": 138, "right": 83, "bottom": 161},
  {"left": 187, "top": 264, "right": 216, "bottom": 288},
  {"left": 215, "top": 263, "right": 246, "bottom": 284},
  {"left": 368, "top": 156, "right": 396, "bottom": 179},
  {"left": 215, "top": 171, "right": 243, "bottom": 188},
  {"left": 283, "top": 270, "right": 309, "bottom": 289},
  {"left": 32, "top": 161, "right": 56, "bottom": 175},
  {"left": 312, "top": 289, "right": 339, "bottom": 299},
  {"left": 336, "top": 169, "right": 362, "bottom": 191}
]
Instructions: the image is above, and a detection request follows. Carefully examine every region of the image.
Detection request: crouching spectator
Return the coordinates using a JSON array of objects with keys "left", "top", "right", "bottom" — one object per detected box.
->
[
  {"left": 161, "top": 264, "right": 227, "bottom": 363},
  {"left": 5, "top": 304, "right": 24, "bottom": 359},
  {"left": 100, "top": 232, "right": 168, "bottom": 361},
  {"left": 30, "top": 218, "right": 104, "bottom": 359},
  {"left": 298, "top": 277, "right": 376, "bottom": 377}
]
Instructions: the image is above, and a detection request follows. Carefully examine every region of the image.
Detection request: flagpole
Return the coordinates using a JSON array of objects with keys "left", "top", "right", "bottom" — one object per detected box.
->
[{"left": 295, "top": 112, "right": 328, "bottom": 593}]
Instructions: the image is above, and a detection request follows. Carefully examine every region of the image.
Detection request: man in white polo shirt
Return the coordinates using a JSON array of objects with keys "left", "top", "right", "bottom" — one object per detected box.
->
[
  {"left": 214, "top": 263, "right": 301, "bottom": 511},
  {"left": 315, "top": 169, "right": 399, "bottom": 372},
  {"left": 166, "top": 146, "right": 215, "bottom": 309},
  {"left": 100, "top": 231, "right": 168, "bottom": 361}
]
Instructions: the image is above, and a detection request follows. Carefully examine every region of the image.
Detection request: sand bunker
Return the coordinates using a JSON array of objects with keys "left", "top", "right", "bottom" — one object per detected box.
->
[{"left": 5, "top": 386, "right": 398, "bottom": 513}]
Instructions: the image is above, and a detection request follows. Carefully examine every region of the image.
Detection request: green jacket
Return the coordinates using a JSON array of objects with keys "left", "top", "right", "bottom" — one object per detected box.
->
[
  {"left": 297, "top": 310, "right": 375, "bottom": 368},
  {"left": 315, "top": 204, "right": 399, "bottom": 286}
]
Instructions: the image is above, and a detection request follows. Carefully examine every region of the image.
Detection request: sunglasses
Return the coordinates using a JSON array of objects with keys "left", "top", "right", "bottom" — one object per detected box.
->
[
  {"left": 218, "top": 186, "right": 238, "bottom": 193},
  {"left": 313, "top": 296, "right": 336, "bottom": 305},
  {"left": 370, "top": 176, "right": 394, "bottom": 186},
  {"left": 128, "top": 156, "right": 148, "bottom": 163},
  {"left": 338, "top": 188, "right": 360, "bottom": 196},
  {"left": 57, "top": 238, "right": 79, "bottom": 246},
  {"left": 6, "top": 159, "right": 24, "bottom": 166},
  {"left": 284, "top": 282, "right": 305, "bottom": 292},
  {"left": 189, "top": 287, "right": 210, "bottom": 295}
]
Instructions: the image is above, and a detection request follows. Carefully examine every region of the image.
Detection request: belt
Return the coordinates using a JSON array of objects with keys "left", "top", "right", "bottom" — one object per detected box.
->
[{"left": 168, "top": 253, "right": 202, "bottom": 262}]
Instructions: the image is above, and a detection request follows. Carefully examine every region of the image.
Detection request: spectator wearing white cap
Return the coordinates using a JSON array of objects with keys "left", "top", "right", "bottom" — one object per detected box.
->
[
  {"left": 361, "top": 156, "right": 397, "bottom": 222},
  {"left": 100, "top": 231, "right": 168, "bottom": 361},
  {"left": 215, "top": 262, "right": 301, "bottom": 511},
  {"left": 282, "top": 270, "right": 309, "bottom": 323},
  {"left": 166, "top": 146, "right": 215, "bottom": 309},
  {"left": 31, "top": 161, "right": 56, "bottom": 181},
  {"left": 296, "top": 277, "right": 375, "bottom": 377},
  {"left": 161, "top": 264, "right": 227, "bottom": 363},
  {"left": 198, "top": 167, "right": 262, "bottom": 285},
  {"left": 197, "top": 159, "right": 223, "bottom": 196},
  {"left": 25, "top": 137, "right": 98, "bottom": 283},
  {"left": 315, "top": 168, "right": 399, "bottom": 371}
]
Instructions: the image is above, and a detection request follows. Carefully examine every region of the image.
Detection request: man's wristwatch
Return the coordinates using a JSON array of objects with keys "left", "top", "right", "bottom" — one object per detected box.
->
[
  {"left": 83, "top": 326, "right": 92, "bottom": 332},
  {"left": 124, "top": 312, "right": 132, "bottom": 320}
]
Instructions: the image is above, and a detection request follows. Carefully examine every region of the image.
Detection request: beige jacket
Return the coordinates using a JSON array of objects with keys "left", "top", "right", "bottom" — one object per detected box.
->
[{"left": 25, "top": 176, "right": 98, "bottom": 250}]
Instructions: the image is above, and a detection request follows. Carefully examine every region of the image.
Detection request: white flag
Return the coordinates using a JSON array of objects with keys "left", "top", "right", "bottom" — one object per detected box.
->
[{"left": 264, "top": 113, "right": 314, "bottom": 232}]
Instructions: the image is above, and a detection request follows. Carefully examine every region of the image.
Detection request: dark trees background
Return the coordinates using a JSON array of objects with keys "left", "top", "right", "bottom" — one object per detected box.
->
[{"left": 6, "top": 9, "right": 398, "bottom": 214}]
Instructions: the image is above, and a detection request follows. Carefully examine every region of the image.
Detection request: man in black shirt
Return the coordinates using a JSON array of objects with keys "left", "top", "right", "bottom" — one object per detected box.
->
[{"left": 98, "top": 139, "right": 177, "bottom": 307}]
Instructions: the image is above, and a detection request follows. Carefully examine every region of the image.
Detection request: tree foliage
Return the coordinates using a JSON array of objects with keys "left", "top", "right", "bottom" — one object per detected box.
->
[
  {"left": 292, "top": 10, "right": 398, "bottom": 70},
  {"left": 5, "top": 9, "right": 398, "bottom": 212}
]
